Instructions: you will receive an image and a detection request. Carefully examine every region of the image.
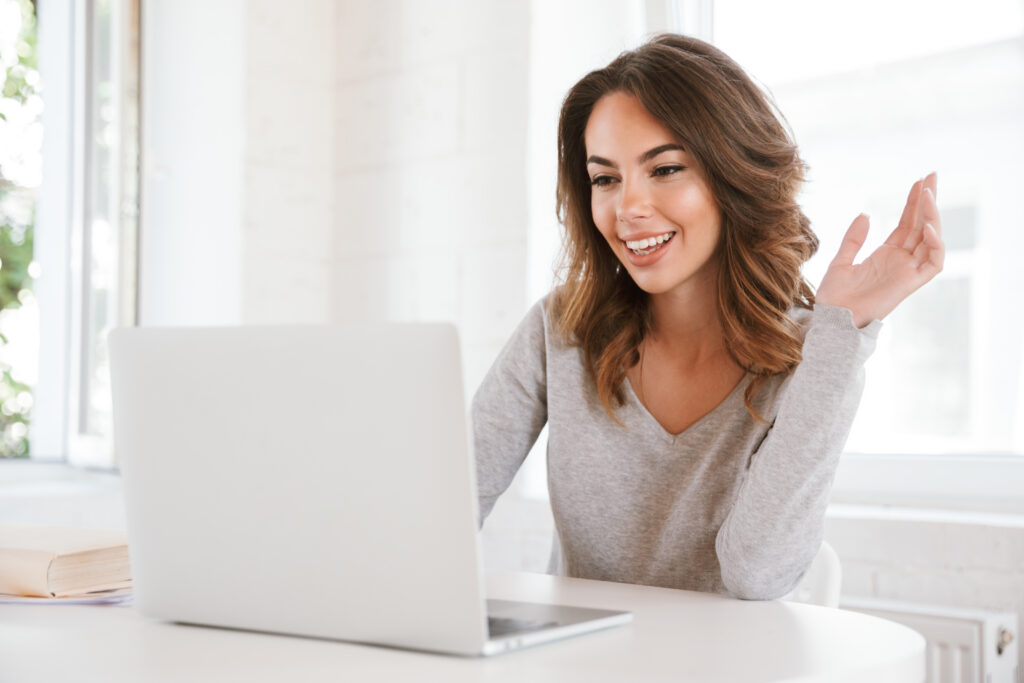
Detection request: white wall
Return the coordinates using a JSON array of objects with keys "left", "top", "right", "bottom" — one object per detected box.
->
[
  {"left": 330, "top": 0, "right": 530, "bottom": 398},
  {"left": 242, "top": 0, "right": 337, "bottom": 325},
  {"left": 139, "top": 0, "right": 245, "bottom": 326},
  {"left": 141, "top": 0, "right": 530, "bottom": 398},
  {"left": 827, "top": 507, "right": 1024, "bottom": 610}
]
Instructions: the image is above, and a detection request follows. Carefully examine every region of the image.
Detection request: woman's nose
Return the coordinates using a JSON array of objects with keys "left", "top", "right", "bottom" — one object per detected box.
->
[{"left": 616, "top": 177, "right": 653, "bottom": 224}]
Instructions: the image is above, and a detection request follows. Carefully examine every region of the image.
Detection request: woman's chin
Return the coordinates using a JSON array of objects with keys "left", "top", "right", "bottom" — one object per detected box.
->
[
  {"left": 625, "top": 273, "right": 676, "bottom": 296},
  {"left": 622, "top": 262, "right": 720, "bottom": 299}
]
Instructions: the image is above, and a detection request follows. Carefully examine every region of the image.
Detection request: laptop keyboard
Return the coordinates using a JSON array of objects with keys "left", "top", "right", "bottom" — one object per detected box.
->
[{"left": 487, "top": 616, "right": 558, "bottom": 638}]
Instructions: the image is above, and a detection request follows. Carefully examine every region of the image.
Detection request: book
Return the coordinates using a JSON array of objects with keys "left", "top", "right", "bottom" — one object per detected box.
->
[{"left": 0, "top": 523, "right": 132, "bottom": 598}]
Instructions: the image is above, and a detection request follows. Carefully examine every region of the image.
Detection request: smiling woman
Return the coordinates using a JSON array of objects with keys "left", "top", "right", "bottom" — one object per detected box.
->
[
  {"left": 582, "top": 93, "right": 736, "bottom": 434},
  {"left": 585, "top": 99, "right": 721, "bottom": 297},
  {"left": 472, "top": 33, "right": 944, "bottom": 600}
]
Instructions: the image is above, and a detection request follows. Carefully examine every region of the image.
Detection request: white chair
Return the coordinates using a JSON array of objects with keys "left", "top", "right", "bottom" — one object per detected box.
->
[{"left": 783, "top": 541, "right": 842, "bottom": 608}]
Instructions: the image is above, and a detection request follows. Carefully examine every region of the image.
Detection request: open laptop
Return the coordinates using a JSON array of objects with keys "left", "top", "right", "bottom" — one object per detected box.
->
[{"left": 108, "top": 323, "right": 630, "bottom": 656}]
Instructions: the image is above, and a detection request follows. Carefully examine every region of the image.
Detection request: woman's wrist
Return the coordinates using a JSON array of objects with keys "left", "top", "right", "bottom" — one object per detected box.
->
[{"left": 812, "top": 302, "right": 877, "bottom": 332}]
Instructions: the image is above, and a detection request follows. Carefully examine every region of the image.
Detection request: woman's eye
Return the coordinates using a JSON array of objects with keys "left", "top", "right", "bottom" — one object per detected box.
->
[
  {"left": 590, "top": 175, "right": 617, "bottom": 187},
  {"left": 652, "top": 165, "right": 686, "bottom": 177}
]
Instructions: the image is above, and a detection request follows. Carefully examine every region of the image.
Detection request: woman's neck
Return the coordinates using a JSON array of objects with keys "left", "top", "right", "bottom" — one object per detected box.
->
[{"left": 645, "top": 272, "right": 727, "bottom": 367}]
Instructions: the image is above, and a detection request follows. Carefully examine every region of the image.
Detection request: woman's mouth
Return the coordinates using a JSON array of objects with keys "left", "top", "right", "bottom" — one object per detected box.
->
[{"left": 625, "top": 231, "right": 675, "bottom": 256}]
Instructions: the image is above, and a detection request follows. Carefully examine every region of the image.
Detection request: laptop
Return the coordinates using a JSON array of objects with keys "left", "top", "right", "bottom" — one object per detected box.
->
[{"left": 108, "top": 323, "right": 631, "bottom": 656}]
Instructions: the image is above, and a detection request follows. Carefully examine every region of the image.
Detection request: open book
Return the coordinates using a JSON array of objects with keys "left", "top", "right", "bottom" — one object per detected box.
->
[{"left": 0, "top": 524, "right": 132, "bottom": 598}]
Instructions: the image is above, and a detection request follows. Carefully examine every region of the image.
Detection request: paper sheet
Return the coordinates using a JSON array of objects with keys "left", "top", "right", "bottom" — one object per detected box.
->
[{"left": 0, "top": 588, "right": 133, "bottom": 605}]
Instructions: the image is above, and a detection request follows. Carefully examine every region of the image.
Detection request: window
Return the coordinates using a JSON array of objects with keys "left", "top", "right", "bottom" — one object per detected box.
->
[
  {"left": 714, "top": 0, "right": 1024, "bottom": 460},
  {"left": 0, "top": 0, "right": 40, "bottom": 458},
  {"left": 713, "top": 0, "right": 1024, "bottom": 510},
  {"left": 29, "top": 0, "right": 140, "bottom": 466}
]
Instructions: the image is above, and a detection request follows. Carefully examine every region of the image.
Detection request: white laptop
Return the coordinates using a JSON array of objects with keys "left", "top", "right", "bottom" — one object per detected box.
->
[{"left": 108, "top": 323, "right": 631, "bottom": 656}]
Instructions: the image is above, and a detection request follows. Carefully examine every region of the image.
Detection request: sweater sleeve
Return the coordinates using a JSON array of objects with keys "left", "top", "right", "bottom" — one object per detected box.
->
[
  {"left": 715, "top": 304, "right": 880, "bottom": 600},
  {"left": 471, "top": 299, "right": 549, "bottom": 526}
]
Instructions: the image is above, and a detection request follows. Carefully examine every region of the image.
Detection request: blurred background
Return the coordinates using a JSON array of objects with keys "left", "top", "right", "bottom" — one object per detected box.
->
[
  {"left": 2, "top": 0, "right": 1023, "bottom": 676},
  {"left": 2, "top": 0, "right": 1021, "bottom": 465}
]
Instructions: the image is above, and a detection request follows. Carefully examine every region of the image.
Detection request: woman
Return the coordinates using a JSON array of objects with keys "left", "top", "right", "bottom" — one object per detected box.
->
[{"left": 472, "top": 34, "right": 943, "bottom": 600}]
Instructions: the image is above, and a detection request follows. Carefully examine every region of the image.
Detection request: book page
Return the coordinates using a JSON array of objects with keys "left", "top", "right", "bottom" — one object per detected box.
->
[{"left": 0, "top": 524, "right": 128, "bottom": 554}]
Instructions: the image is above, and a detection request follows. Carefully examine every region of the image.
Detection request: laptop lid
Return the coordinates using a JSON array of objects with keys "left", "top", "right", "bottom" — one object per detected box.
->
[{"left": 109, "top": 323, "right": 490, "bottom": 655}]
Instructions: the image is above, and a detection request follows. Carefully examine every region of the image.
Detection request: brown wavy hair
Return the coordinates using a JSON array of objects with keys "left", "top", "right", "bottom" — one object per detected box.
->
[{"left": 551, "top": 33, "right": 818, "bottom": 421}]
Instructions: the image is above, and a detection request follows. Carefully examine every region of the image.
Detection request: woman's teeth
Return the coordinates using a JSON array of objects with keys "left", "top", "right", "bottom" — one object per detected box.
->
[{"left": 626, "top": 232, "right": 674, "bottom": 255}]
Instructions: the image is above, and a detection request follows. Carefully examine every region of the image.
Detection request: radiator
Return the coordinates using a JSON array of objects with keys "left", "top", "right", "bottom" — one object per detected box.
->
[{"left": 842, "top": 598, "right": 1019, "bottom": 683}]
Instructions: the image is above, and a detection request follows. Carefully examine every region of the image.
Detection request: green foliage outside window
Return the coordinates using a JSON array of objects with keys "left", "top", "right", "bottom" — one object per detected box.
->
[{"left": 0, "top": 0, "right": 39, "bottom": 457}]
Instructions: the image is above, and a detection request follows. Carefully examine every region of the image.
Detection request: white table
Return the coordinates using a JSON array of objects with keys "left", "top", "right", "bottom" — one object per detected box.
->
[{"left": 0, "top": 570, "right": 924, "bottom": 682}]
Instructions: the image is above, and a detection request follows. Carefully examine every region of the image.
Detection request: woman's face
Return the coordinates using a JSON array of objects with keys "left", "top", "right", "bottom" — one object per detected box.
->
[{"left": 584, "top": 92, "right": 722, "bottom": 300}]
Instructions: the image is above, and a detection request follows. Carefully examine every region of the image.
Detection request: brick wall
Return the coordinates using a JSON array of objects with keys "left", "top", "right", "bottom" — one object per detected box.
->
[
  {"left": 236, "top": 0, "right": 531, "bottom": 401},
  {"left": 329, "top": 0, "right": 530, "bottom": 398}
]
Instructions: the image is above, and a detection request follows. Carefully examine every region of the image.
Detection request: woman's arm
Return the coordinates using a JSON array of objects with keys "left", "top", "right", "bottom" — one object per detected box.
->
[
  {"left": 715, "top": 304, "right": 879, "bottom": 599},
  {"left": 471, "top": 299, "right": 550, "bottom": 525},
  {"left": 715, "top": 172, "right": 943, "bottom": 599}
]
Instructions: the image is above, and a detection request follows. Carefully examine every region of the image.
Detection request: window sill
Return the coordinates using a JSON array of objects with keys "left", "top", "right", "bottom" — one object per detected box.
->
[
  {"left": 6, "top": 453, "right": 1023, "bottom": 529},
  {"left": 0, "top": 460, "right": 126, "bottom": 530},
  {"left": 826, "top": 502, "right": 1024, "bottom": 529},
  {"left": 831, "top": 453, "right": 1024, "bottom": 515}
]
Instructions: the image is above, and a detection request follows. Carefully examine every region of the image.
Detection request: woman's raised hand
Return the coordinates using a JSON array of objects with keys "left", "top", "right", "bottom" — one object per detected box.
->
[{"left": 815, "top": 172, "right": 944, "bottom": 328}]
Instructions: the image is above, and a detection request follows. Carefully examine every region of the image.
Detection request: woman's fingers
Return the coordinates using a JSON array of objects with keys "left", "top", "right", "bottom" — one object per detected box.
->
[
  {"left": 885, "top": 178, "right": 924, "bottom": 247},
  {"left": 911, "top": 231, "right": 931, "bottom": 267},
  {"left": 920, "top": 183, "right": 942, "bottom": 237},
  {"left": 901, "top": 207, "right": 925, "bottom": 251},
  {"left": 917, "top": 223, "right": 945, "bottom": 276},
  {"left": 832, "top": 213, "right": 870, "bottom": 266},
  {"left": 901, "top": 182, "right": 940, "bottom": 252},
  {"left": 887, "top": 172, "right": 938, "bottom": 250},
  {"left": 923, "top": 171, "right": 938, "bottom": 203}
]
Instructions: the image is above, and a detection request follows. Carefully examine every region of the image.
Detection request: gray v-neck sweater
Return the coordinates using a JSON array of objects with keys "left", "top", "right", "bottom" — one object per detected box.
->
[{"left": 472, "top": 296, "right": 880, "bottom": 600}]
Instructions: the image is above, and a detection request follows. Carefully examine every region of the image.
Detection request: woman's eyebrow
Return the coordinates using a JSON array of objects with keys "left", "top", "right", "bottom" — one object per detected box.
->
[
  {"left": 586, "top": 143, "right": 686, "bottom": 168},
  {"left": 639, "top": 143, "right": 685, "bottom": 163}
]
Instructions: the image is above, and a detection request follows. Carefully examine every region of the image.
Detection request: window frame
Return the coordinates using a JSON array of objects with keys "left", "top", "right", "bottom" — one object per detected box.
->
[{"left": 31, "top": 0, "right": 139, "bottom": 467}]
